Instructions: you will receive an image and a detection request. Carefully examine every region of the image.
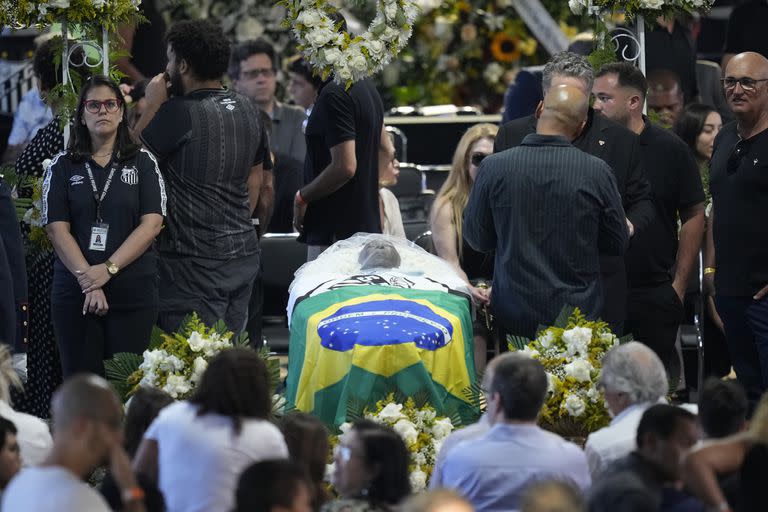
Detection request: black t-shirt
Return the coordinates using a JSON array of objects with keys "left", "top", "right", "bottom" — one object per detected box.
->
[
  {"left": 301, "top": 79, "right": 384, "bottom": 245},
  {"left": 42, "top": 149, "right": 166, "bottom": 308},
  {"left": 267, "top": 152, "right": 304, "bottom": 234},
  {"left": 645, "top": 22, "right": 699, "bottom": 101},
  {"left": 724, "top": 1, "right": 768, "bottom": 59},
  {"left": 710, "top": 122, "right": 768, "bottom": 296},
  {"left": 141, "top": 88, "right": 271, "bottom": 259},
  {"left": 625, "top": 120, "right": 705, "bottom": 286}
]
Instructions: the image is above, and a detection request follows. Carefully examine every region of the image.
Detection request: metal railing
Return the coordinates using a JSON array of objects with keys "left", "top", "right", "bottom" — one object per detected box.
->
[{"left": 0, "top": 62, "right": 34, "bottom": 114}]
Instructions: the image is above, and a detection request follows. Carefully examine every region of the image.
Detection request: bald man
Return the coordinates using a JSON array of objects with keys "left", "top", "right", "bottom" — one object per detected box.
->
[
  {"left": 464, "top": 85, "right": 629, "bottom": 339},
  {"left": 705, "top": 52, "right": 768, "bottom": 406},
  {"left": 2, "top": 375, "right": 146, "bottom": 511}
]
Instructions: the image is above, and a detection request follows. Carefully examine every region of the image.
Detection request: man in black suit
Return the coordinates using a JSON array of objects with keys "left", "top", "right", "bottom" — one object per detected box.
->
[{"left": 495, "top": 52, "right": 654, "bottom": 334}]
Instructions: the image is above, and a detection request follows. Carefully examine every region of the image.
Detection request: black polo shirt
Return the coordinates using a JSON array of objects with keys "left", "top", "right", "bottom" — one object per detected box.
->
[
  {"left": 301, "top": 79, "right": 384, "bottom": 245},
  {"left": 724, "top": 1, "right": 768, "bottom": 60},
  {"left": 710, "top": 122, "right": 768, "bottom": 296},
  {"left": 42, "top": 149, "right": 166, "bottom": 309},
  {"left": 141, "top": 88, "right": 271, "bottom": 259},
  {"left": 625, "top": 120, "right": 705, "bottom": 286}
]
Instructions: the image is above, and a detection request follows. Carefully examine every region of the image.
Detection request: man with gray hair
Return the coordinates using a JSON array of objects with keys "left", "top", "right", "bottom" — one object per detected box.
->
[
  {"left": 584, "top": 341, "right": 668, "bottom": 477},
  {"left": 494, "top": 51, "right": 654, "bottom": 335}
]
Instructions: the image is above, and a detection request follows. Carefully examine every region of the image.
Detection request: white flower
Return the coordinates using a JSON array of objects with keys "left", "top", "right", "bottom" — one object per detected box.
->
[
  {"left": 160, "top": 354, "right": 185, "bottom": 373},
  {"left": 538, "top": 331, "right": 555, "bottom": 349},
  {"left": 382, "top": 26, "right": 399, "bottom": 43},
  {"left": 393, "top": 419, "right": 419, "bottom": 445},
  {"left": 236, "top": 17, "right": 265, "bottom": 40},
  {"left": 344, "top": 47, "right": 369, "bottom": 74},
  {"left": 339, "top": 422, "right": 353, "bottom": 434},
  {"left": 90, "top": 0, "right": 107, "bottom": 8},
  {"left": 190, "top": 356, "right": 207, "bottom": 384},
  {"left": 306, "top": 28, "right": 335, "bottom": 48},
  {"left": 409, "top": 469, "right": 428, "bottom": 492},
  {"left": 568, "top": 0, "right": 585, "bottom": 14},
  {"left": 163, "top": 374, "right": 192, "bottom": 398},
  {"left": 562, "top": 327, "right": 592, "bottom": 357},
  {"left": 521, "top": 345, "right": 540, "bottom": 359},
  {"left": 324, "top": 48, "right": 343, "bottom": 65},
  {"left": 384, "top": 1, "right": 398, "bottom": 19},
  {"left": 378, "top": 403, "right": 406, "bottom": 422},
  {"left": 587, "top": 386, "right": 601, "bottom": 403},
  {"left": 546, "top": 372, "right": 558, "bottom": 394},
  {"left": 483, "top": 62, "right": 504, "bottom": 85},
  {"left": 639, "top": 0, "right": 664, "bottom": 8},
  {"left": 188, "top": 331, "right": 207, "bottom": 352},
  {"left": 365, "top": 40, "right": 385, "bottom": 60},
  {"left": 413, "top": 452, "right": 427, "bottom": 466},
  {"left": 564, "top": 394, "right": 587, "bottom": 417},
  {"left": 46, "top": 0, "right": 70, "bottom": 8},
  {"left": 564, "top": 358, "right": 594, "bottom": 383},
  {"left": 431, "top": 437, "right": 444, "bottom": 456},
  {"left": 431, "top": 418, "right": 453, "bottom": 440},
  {"left": 296, "top": 9, "right": 323, "bottom": 27},
  {"left": 42, "top": 159, "right": 52, "bottom": 172}
]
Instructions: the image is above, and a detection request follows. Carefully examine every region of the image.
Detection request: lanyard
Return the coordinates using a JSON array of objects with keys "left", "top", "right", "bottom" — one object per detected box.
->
[{"left": 85, "top": 160, "right": 118, "bottom": 223}]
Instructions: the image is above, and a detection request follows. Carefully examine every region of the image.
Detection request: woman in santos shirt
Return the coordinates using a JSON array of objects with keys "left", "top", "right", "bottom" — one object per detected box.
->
[{"left": 42, "top": 75, "right": 166, "bottom": 377}]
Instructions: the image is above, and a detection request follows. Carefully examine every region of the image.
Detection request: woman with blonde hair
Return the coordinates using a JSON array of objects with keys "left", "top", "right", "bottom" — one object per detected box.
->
[{"left": 430, "top": 123, "right": 498, "bottom": 373}]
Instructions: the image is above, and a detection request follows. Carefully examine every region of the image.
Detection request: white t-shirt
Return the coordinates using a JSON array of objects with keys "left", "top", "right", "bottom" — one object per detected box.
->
[
  {"left": 145, "top": 400, "right": 288, "bottom": 512},
  {"left": 0, "top": 400, "right": 53, "bottom": 466},
  {"left": 1, "top": 466, "right": 110, "bottom": 511}
]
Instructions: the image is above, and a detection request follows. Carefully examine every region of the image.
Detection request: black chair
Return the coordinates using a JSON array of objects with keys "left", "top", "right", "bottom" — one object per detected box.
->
[
  {"left": 389, "top": 164, "right": 423, "bottom": 198},
  {"left": 421, "top": 165, "right": 451, "bottom": 193},
  {"left": 404, "top": 221, "right": 429, "bottom": 242},
  {"left": 260, "top": 233, "right": 307, "bottom": 320},
  {"left": 412, "top": 230, "right": 435, "bottom": 254}
]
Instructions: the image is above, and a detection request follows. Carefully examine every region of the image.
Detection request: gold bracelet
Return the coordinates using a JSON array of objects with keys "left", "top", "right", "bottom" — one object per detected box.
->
[{"left": 703, "top": 267, "right": 716, "bottom": 275}]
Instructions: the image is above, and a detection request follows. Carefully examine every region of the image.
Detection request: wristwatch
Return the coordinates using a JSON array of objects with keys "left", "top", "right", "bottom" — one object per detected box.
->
[{"left": 105, "top": 259, "right": 120, "bottom": 276}]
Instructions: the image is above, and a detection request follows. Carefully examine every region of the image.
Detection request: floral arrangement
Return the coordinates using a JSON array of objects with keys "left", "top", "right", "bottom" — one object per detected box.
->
[
  {"left": 335, "top": 394, "right": 454, "bottom": 491},
  {"left": 509, "top": 307, "right": 626, "bottom": 439},
  {"left": 20, "top": 176, "right": 52, "bottom": 252},
  {"left": 568, "top": 0, "right": 713, "bottom": 22},
  {"left": 105, "top": 313, "right": 281, "bottom": 404},
  {"left": 383, "top": 0, "right": 586, "bottom": 112},
  {"left": 1, "top": 0, "right": 143, "bottom": 35},
  {"left": 279, "top": 0, "right": 420, "bottom": 86}
]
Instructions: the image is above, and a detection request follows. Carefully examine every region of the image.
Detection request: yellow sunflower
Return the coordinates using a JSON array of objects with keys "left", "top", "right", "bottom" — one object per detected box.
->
[{"left": 490, "top": 32, "right": 521, "bottom": 63}]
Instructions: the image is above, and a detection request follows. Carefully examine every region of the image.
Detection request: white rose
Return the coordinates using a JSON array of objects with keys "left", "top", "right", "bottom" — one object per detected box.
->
[
  {"left": 306, "top": 28, "right": 335, "bottom": 48},
  {"left": 324, "top": 48, "right": 343, "bottom": 65},
  {"left": 345, "top": 47, "right": 368, "bottom": 74},
  {"left": 393, "top": 419, "right": 419, "bottom": 445},
  {"left": 639, "top": 0, "right": 664, "bottom": 8},
  {"left": 365, "top": 40, "right": 385, "bottom": 59},
  {"left": 562, "top": 327, "right": 592, "bottom": 357},
  {"left": 568, "top": 0, "right": 585, "bottom": 14},
  {"left": 382, "top": 26, "right": 399, "bottom": 42},
  {"left": 163, "top": 374, "right": 191, "bottom": 398},
  {"left": 190, "top": 356, "right": 207, "bottom": 383},
  {"left": 378, "top": 403, "right": 406, "bottom": 422},
  {"left": 188, "top": 331, "right": 206, "bottom": 352},
  {"left": 409, "top": 469, "right": 428, "bottom": 492},
  {"left": 564, "top": 358, "right": 594, "bottom": 383},
  {"left": 384, "top": 1, "right": 398, "bottom": 19},
  {"left": 431, "top": 418, "right": 453, "bottom": 439},
  {"left": 564, "top": 394, "right": 586, "bottom": 417}
]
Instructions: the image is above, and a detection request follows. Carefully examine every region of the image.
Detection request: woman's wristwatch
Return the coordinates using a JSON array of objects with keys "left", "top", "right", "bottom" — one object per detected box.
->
[{"left": 105, "top": 259, "right": 120, "bottom": 276}]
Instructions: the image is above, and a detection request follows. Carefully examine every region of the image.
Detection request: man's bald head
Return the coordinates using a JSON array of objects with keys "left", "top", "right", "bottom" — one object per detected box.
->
[
  {"left": 537, "top": 84, "right": 589, "bottom": 139},
  {"left": 725, "top": 51, "right": 768, "bottom": 78},
  {"left": 51, "top": 374, "right": 122, "bottom": 433}
]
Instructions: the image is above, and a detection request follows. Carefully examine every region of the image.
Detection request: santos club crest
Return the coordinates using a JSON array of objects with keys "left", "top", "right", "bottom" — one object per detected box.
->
[{"left": 121, "top": 167, "right": 139, "bottom": 186}]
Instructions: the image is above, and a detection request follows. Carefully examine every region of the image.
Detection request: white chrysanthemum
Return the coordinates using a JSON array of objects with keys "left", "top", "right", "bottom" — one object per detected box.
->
[
  {"left": 564, "top": 358, "right": 594, "bottom": 383},
  {"left": 409, "top": 469, "right": 428, "bottom": 492},
  {"left": 564, "top": 394, "right": 586, "bottom": 417},
  {"left": 378, "top": 403, "right": 406, "bottom": 422},
  {"left": 393, "top": 419, "right": 419, "bottom": 445},
  {"left": 431, "top": 418, "right": 453, "bottom": 440}
]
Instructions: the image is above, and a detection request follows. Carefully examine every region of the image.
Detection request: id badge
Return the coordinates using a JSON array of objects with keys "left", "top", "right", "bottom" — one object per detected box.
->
[{"left": 89, "top": 223, "right": 109, "bottom": 252}]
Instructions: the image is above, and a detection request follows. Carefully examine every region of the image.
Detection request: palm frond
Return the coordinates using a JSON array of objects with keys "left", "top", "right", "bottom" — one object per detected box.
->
[
  {"left": 553, "top": 305, "right": 576, "bottom": 328},
  {"left": 148, "top": 326, "right": 164, "bottom": 349},
  {"left": 507, "top": 334, "right": 530, "bottom": 351},
  {"left": 104, "top": 352, "right": 143, "bottom": 401}
]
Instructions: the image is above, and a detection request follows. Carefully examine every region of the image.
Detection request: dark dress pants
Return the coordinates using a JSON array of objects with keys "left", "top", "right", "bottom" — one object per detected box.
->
[
  {"left": 625, "top": 282, "right": 684, "bottom": 373},
  {"left": 716, "top": 295, "right": 768, "bottom": 406}
]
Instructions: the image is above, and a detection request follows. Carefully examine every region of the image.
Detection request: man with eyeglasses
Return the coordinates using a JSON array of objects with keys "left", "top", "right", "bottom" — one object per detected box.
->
[{"left": 704, "top": 51, "right": 768, "bottom": 407}]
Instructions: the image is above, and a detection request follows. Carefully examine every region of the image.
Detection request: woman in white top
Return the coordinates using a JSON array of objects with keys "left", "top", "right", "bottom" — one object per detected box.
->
[
  {"left": 378, "top": 129, "right": 405, "bottom": 239},
  {"left": 133, "top": 348, "right": 288, "bottom": 512}
]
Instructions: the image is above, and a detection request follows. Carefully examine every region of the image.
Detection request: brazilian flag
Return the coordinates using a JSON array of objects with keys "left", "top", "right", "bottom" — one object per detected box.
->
[{"left": 286, "top": 284, "right": 478, "bottom": 426}]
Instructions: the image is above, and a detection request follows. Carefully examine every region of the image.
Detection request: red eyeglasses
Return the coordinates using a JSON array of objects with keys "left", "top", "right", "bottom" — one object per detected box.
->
[{"left": 83, "top": 98, "right": 123, "bottom": 114}]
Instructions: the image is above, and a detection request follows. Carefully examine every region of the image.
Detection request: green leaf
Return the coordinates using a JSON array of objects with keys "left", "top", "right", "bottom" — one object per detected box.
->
[
  {"left": 506, "top": 334, "right": 530, "bottom": 351},
  {"left": 553, "top": 305, "right": 576, "bottom": 328},
  {"left": 148, "top": 325, "right": 164, "bottom": 349},
  {"left": 104, "top": 352, "right": 143, "bottom": 401}
]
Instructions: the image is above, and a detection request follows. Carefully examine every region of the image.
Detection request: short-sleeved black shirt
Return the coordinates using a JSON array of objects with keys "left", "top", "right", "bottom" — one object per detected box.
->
[
  {"left": 301, "top": 79, "right": 384, "bottom": 245},
  {"left": 723, "top": 1, "right": 768, "bottom": 59},
  {"left": 42, "top": 149, "right": 166, "bottom": 308},
  {"left": 710, "top": 122, "right": 768, "bottom": 296},
  {"left": 140, "top": 88, "right": 271, "bottom": 259},
  {"left": 625, "top": 120, "right": 705, "bottom": 286}
]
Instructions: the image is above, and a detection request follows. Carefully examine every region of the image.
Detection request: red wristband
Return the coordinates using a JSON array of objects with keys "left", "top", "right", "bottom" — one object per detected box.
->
[{"left": 295, "top": 189, "right": 307, "bottom": 206}]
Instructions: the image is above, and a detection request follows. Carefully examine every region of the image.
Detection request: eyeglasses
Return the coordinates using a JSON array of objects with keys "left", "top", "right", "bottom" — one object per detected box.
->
[
  {"left": 727, "top": 138, "right": 750, "bottom": 175},
  {"left": 721, "top": 77, "right": 768, "bottom": 91},
  {"left": 470, "top": 153, "right": 490, "bottom": 167},
  {"left": 83, "top": 99, "right": 123, "bottom": 114},
  {"left": 240, "top": 68, "right": 276, "bottom": 80}
]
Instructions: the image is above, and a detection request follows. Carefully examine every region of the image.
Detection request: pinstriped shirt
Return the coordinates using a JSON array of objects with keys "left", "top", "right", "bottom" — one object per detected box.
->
[{"left": 464, "top": 134, "right": 628, "bottom": 338}]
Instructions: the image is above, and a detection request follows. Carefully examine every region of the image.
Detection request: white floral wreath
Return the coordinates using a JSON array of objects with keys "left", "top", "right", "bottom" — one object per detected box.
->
[{"left": 280, "top": 0, "right": 420, "bottom": 86}]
